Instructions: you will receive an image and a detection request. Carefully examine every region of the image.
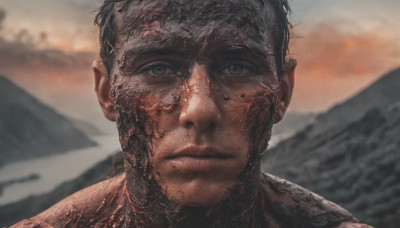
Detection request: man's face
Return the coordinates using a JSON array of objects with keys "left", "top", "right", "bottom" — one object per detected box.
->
[{"left": 104, "top": 0, "right": 287, "bottom": 207}]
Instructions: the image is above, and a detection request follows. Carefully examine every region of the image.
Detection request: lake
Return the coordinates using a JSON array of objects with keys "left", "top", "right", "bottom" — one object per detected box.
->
[{"left": 0, "top": 134, "right": 120, "bottom": 206}]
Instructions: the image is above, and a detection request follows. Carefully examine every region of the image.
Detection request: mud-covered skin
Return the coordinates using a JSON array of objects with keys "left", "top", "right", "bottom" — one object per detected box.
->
[
  {"left": 100, "top": 0, "right": 284, "bottom": 78},
  {"left": 11, "top": 174, "right": 128, "bottom": 228},
  {"left": 257, "top": 174, "right": 358, "bottom": 228},
  {"left": 108, "top": 0, "right": 281, "bottom": 227},
  {"left": 11, "top": 173, "right": 372, "bottom": 228}
]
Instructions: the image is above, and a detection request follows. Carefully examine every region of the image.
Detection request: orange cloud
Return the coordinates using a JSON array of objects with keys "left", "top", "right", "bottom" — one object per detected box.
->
[
  {"left": 0, "top": 37, "right": 97, "bottom": 93},
  {"left": 288, "top": 23, "right": 400, "bottom": 112},
  {"left": 0, "top": 37, "right": 100, "bottom": 122},
  {"left": 2, "top": 22, "right": 400, "bottom": 114}
]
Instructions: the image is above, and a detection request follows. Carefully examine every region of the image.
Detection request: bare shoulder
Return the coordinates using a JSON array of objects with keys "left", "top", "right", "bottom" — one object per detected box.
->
[
  {"left": 11, "top": 173, "right": 126, "bottom": 228},
  {"left": 335, "top": 222, "right": 374, "bottom": 228},
  {"left": 259, "top": 172, "right": 358, "bottom": 227}
]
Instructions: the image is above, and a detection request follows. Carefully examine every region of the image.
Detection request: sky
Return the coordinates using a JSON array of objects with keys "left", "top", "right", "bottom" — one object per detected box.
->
[{"left": 0, "top": 0, "right": 399, "bottom": 130}]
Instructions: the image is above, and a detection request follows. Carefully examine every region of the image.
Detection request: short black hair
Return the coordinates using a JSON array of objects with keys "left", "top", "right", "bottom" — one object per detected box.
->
[{"left": 94, "top": 0, "right": 292, "bottom": 78}]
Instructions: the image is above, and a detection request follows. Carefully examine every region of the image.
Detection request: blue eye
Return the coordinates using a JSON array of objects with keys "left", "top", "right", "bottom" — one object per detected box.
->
[
  {"left": 140, "top": 62, "right": 176, "bottom": 76},
  {"left": 151, "top": 65, "right": 168, "bottom": 75},
  {"left": 221, "top": 64, "right": 251, "bottom": 77},
  {"left": 228, "top": 65, "right": 243, "bottom": 75}
]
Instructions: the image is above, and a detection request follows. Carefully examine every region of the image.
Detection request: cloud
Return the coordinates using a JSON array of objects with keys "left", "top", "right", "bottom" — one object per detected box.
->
[
  {"left": 0, "top": 26, "right": 99, "bottom": 111},
  {"left": 0, "top": 1, "right": 100, "bottom": 53},
  {"left": 288, "top": 23, "right": 400, "bottom": 112},
  {"left": 1, "top": 3, "right": 399, "bottom": 116},
  {"left": 0, "top": 31, "right": 103, "bottom": 126},
  {"left": 291, "top": 23, "right": 400, "bottom": 79},
  {"left": 0, "top": 2, "right": 116, "bottom": 131}
]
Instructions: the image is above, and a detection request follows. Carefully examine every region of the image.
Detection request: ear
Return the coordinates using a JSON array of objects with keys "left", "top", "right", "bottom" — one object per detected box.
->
[
  {"left": 93, "top": 60, "right": 116, "bottom": 122},
  {"left": 273, "top": 58, "right": 297, "bottom": 124}
]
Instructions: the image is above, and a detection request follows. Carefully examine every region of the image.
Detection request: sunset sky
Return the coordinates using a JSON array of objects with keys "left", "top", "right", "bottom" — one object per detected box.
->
[{"left": 0, "top": 0, "right": 399, "bottom": 131}]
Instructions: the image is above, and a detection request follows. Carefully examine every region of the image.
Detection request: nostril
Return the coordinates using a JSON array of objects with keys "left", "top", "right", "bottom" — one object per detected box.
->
[
  {"left": 182, "top": 119, "right": 195, "bottom": 128},
  {"left": 179, "top": 112, "right": 194, "bottom": 128},
  {"left": 179, "top": 97, "right": 221, "bottom": 131}
]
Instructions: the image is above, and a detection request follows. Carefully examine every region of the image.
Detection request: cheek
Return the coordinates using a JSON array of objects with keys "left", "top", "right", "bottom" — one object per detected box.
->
[
  {"left": 112, "top": 76, "right": 182, "bottom": 154},
  {"left": 229, "top": 84, "right": 279, "bottom": 152}
]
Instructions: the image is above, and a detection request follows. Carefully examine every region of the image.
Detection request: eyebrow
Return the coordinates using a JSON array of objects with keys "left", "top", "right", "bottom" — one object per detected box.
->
[
  {"left": 122, "top": 47, "right": 185, "bottom": 60},
  {"left": 119, "top": 45, "right": 187, "bottom": 71},
  {"left": 120, "top": 42, "right": 275, "bottom": 66},
  {"left": 122, "top": 37, "right": 194, "bottom": 57},
  {"left": 205, "top": 44, "right": 275, "bottom": 60}
]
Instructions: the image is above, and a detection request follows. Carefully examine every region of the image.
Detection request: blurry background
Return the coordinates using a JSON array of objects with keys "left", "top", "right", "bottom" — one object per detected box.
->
[{"left": 0, "top": 0, "right": 399, "bottom": 227}]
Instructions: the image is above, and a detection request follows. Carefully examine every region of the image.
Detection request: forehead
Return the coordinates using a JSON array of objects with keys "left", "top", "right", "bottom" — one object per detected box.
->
[{"left": 114, "top": 0, "right": 277, "bottom": 56}]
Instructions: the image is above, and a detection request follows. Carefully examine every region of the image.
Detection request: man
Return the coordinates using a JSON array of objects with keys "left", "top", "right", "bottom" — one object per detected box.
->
[{"left": 13, "top": 0, "right": 371, "bottom": 227}]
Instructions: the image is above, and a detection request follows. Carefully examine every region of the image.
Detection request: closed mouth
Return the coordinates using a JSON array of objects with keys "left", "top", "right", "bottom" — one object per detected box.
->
[
  {"left": 168, "top": 146, "right": 232, "bottom": 158},
  {"left": 167, "top": 146, "right": 233, "bottom": 172}
]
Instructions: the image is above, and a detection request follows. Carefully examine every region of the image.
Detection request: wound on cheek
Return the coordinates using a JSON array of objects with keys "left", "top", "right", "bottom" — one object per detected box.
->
[{"left": 231, "top": 90, "right": 275, "bottom": 126}]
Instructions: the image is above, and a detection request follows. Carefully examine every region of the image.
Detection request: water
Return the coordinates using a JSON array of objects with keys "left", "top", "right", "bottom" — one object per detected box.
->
[{"left": 0, "top": 134, "right": 120, "bottom": 206}]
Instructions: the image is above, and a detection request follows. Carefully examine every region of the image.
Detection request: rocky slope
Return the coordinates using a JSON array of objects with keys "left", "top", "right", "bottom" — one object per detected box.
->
[
  {"left": 311, "top": 67, "right": 400, "bottom": 136},
  {"left": 0, "top": 75, "right": 96, "bottom": 166},
  {"left": 269, "top": 112, "right": 316, "bottom": 147},
  {"left": 272, "top": 112, "right": 316, "bottom": 136},
  {"left": 262, "top": 103, "right": 400, "bottom": 227},
  {"left": 69, "top": 117, "right": 104, "bottom": 136},
  {"left": 262, "top": 67, "right": 400, "bottom": 227}
]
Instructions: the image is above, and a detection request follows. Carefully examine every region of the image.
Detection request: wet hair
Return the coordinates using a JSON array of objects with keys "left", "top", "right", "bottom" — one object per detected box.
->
[{"left": 95, "top": 0, "right": 292, "bottom": 78}]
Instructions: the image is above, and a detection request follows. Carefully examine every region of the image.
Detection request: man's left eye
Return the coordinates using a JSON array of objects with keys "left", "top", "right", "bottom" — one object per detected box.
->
[
  {"left": 151, "top": 65, "right": 173, "bottom": 75},
  {"left": 220, "top": 63, "right": 252, "bottom": 77}
]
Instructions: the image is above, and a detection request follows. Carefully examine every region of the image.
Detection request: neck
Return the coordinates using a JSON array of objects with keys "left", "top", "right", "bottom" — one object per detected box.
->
[{"left": 123, "top": 161, "right": 262, "bottom": 228}]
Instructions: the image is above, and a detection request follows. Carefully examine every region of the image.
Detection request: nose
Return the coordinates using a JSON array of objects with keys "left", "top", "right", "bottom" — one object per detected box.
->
[{"left": 179, "top": 63, "right": 222, "bottom": 131}]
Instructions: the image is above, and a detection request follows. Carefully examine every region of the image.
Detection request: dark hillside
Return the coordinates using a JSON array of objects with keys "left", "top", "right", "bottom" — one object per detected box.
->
[
  {"left": 312, "top": 67, "right": 400, "bottom": 136},
  {"left": 0, "top": 75, "right": 96, "bottom": 166},
  {"left": 262, "top": 103, "right": 400, "bottom": 226}
]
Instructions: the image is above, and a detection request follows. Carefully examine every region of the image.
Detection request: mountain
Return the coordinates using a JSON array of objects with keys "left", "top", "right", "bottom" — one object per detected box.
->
[
  {"left": 69, "top": 117, "right": 104, "bottom": 136},
  {"left": 262, "top": 104, "right": 400, "bottom": 226},
  {"left": 262, "top": 67, "right": 400, "bottom": 227},
  {"left": 0, "top": 152, "right": 123, "bottom": 227},
  {"left": 269, "top": 112, "right": 316, "bottom": 147},
  {"left": 0, "top": 75, "right": 97, "bottom": 166},
  {"left": 272, "top": 112, "right": 317, "bottom": 136},
  {"left": 311, "top": 67, "right": 400, "bottom": 136}
]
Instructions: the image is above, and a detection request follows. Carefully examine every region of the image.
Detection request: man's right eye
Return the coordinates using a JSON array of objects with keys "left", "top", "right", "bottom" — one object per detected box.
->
[{"left": 139, "top": 62, "right": 177, "bottom": 77}]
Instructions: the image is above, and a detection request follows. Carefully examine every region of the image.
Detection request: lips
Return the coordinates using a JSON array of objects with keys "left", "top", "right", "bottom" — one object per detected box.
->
[
  {"left": 166, "top": 146, "right": 233, "bottom": 172},
  {"left": 169, "top": 146, "right": 231, "bottom": 158}
]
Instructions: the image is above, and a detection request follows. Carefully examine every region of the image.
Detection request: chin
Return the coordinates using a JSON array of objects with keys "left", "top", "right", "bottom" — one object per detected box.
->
[{"left": 164, "top": 179, "right": 235, "bottom": 207}]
